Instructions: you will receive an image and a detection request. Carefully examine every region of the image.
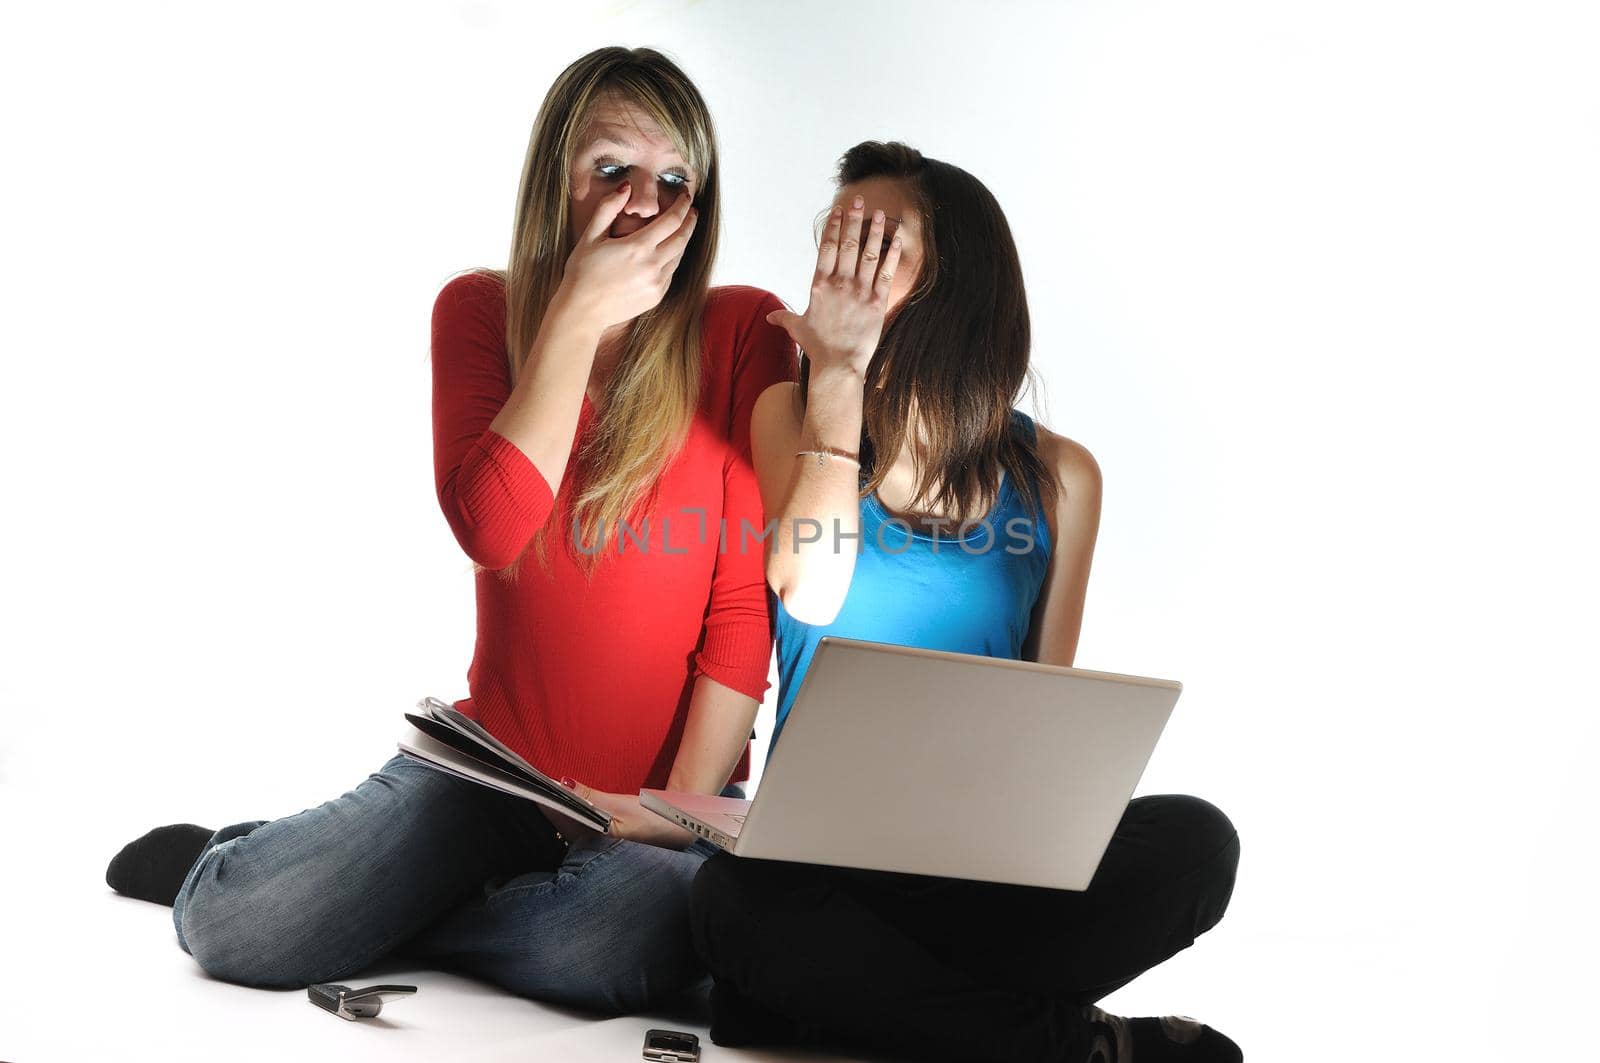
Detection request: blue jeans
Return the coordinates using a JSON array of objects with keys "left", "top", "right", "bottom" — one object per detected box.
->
[{"left": 172, "top": 752, "right": 739, "bottom": 1014}]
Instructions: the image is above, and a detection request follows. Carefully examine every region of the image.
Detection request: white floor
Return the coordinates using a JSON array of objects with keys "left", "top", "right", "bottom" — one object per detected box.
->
[
  {"left": 0, "top": 793, "right": 1261, "bottom": 1063},
  {"left": 0, "top": 810, "right": 876, "bottom": 1062},
  {"left": 7, "top": 775, "right": 1587, "bottom": 1062},
  {"left": 4, "top": 718, "right": 1586, "bottom": 1062}
]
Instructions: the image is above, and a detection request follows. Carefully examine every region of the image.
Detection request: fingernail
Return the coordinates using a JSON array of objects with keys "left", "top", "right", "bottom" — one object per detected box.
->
[
  {"left": 853, "top": 195, "right": 864, "bottom": 208},
  {"left": 561, "top": 776, "right": 576, "bottom": 788}
]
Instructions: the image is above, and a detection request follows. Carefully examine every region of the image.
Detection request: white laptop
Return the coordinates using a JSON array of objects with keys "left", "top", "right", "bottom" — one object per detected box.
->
[{"left": 640, "top": 636, "right": 1181, "bottom": 891}]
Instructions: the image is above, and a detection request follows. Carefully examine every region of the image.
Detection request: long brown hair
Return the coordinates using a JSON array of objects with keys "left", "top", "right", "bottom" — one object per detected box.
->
[
  {"left": 454, "top": 46, "right": 720, "bottom": 578},
  {"left": 799, "top": 141, "right": 1057, "bottom": 528}
]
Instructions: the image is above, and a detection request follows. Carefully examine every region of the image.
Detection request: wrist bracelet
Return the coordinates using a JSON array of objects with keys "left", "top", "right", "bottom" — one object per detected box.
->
[{"left": 795, "top": 448, "right": 861, "bottom": 470}]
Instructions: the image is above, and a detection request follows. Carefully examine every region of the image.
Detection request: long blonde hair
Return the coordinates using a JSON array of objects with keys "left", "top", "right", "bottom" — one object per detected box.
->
[{"left": 464, "top": 46, "right": 718, "bottom": 579}]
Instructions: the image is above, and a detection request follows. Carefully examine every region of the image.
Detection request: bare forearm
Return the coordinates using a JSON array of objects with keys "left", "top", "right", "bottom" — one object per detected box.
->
[
  {"left": 665, "top": 675, "right": 761, "bottom": 795},
  {"left": 767, "top": 366, "right": 866, "bottom": 622},
  {"left": 487, "top": 287, "right": 604, "bottom": 500}
]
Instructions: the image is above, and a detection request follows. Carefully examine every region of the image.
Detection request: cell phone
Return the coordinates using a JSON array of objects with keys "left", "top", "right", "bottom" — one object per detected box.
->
[
  {"left": 307, "top": 982, "right": 417, "bottom": 1020},
  {"left": 642, "top": 1027, "right": 701, "bottom": 1061}
]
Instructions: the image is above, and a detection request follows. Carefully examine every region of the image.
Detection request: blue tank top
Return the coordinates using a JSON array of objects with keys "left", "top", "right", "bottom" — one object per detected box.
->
[{"left": 768, "top": 409, "right": 1054, "bottom": 756}]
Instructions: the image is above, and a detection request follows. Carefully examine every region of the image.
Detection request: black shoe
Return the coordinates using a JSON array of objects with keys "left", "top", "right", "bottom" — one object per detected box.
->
[{"left": 1084, "top": 1006, "right": 1243, "bottom": 1062}]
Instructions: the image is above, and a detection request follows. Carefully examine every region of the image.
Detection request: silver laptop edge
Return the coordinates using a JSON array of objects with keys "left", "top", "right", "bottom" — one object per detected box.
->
[
  {"left": 638, "top": 790, "right": 741, "bottom": 849},
  {"left": 650, "top": 637, "right": 1181, "bottom": 890}
]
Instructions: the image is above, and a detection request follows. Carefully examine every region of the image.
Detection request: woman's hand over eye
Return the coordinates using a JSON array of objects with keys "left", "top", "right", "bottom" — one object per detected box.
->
[{"left": 766, "top": 195, "right": 903, "bottom": 378}]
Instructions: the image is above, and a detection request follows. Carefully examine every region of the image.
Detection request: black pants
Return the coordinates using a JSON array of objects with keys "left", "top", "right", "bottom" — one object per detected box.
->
[{"left": 689, "top": 794, "right": 1240, "bottom": 1063}]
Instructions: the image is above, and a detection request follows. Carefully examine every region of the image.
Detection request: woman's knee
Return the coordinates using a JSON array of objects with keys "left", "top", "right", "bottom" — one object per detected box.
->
[
  {"left": 176, "top": 841, "right": 359, "bottom": 988},
  {"left": 1131, "top": 793, "right": 1241, "bottom": 933},
  {"left": 1133, "top": 794, "right": 1239, "bottom": 865}
]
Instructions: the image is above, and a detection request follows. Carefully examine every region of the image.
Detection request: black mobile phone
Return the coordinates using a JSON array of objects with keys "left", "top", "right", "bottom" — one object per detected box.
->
[
  {"left": 642, "top": 1027, "right": 701, "bottom": 1062},
  {"left": 307, "top": 982, "right": 417, "bottom": 1020}
]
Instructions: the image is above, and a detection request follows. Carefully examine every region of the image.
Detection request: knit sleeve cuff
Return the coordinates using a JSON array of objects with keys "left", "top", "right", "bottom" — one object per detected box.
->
[
  {"left": 693, "top": 618, "right": 775, "bottom": 703},
  {"left": 445, "top": 429, "right": 555, "bottom": 569}
]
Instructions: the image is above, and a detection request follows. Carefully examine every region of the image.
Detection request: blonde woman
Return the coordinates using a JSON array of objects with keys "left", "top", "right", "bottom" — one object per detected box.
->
[{"left": 104, "top": 47, "right": 795, "bottom": 1015}]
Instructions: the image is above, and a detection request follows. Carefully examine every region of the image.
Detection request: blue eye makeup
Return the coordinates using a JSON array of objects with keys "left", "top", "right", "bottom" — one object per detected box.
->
[{"left": 595, "top": 160, "right": 691, "bottom": 187}]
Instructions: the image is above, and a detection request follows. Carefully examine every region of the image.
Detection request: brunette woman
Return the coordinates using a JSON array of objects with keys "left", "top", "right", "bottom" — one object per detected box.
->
[{"left": 690, "top": 141, "right": 1242, "bottom": 1062}]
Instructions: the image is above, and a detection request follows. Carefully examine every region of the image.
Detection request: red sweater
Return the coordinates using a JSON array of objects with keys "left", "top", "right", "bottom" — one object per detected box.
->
[{"left": 430, "top": 272, "right": 796, "bottom": 793}]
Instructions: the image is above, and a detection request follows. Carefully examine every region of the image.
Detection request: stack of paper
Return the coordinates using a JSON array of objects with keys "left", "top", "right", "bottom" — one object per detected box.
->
[{"left": 398, "top": 696, "right": 612, "bottom": 834}]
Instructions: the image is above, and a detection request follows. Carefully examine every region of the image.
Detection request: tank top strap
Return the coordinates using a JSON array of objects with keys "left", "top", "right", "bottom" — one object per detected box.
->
[{"left": 1009, "top": 407, "right": 1039, "bottom": 445}]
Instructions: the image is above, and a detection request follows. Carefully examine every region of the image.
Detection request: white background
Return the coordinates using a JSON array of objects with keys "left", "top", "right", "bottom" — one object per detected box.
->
[{"left": 3, "top": 1, "right": 1596, "bottom": 1060}]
